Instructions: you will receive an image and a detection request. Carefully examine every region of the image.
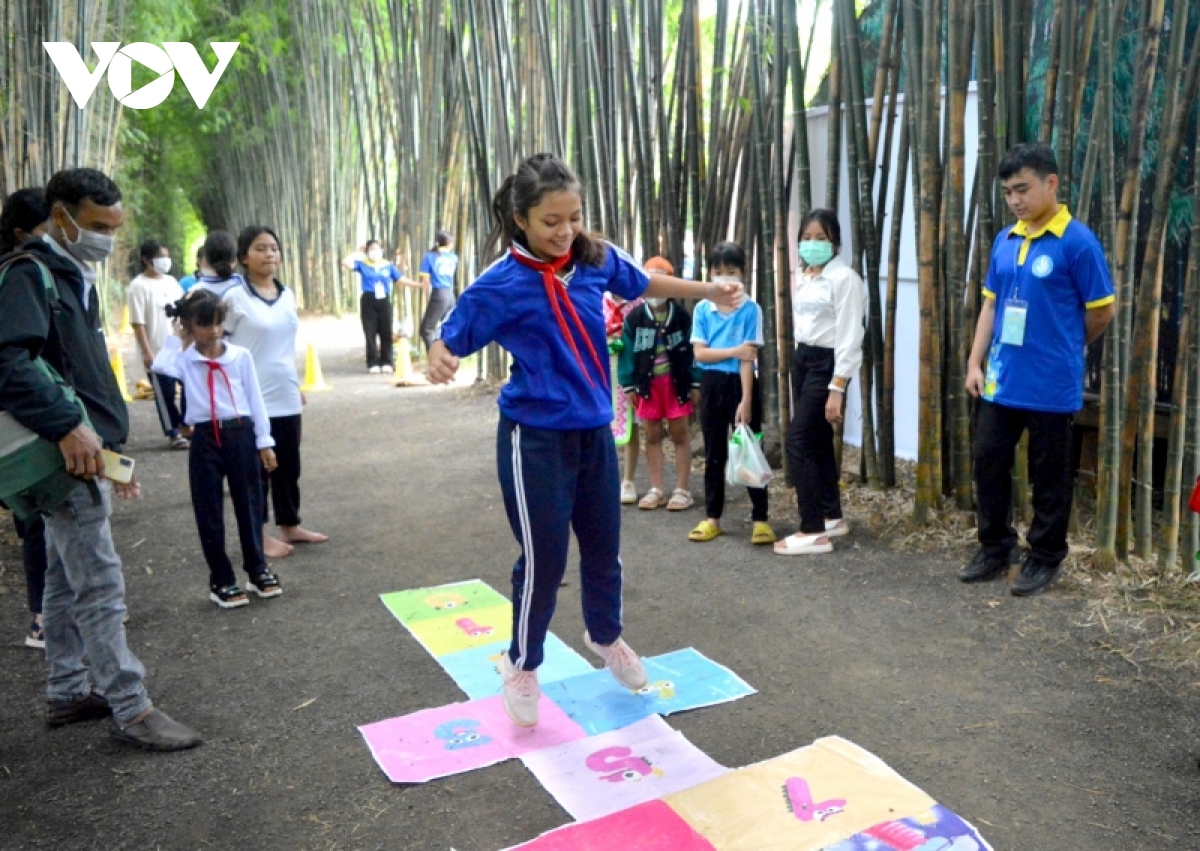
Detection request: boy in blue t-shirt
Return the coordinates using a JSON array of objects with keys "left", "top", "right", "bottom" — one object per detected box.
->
[
  {"left": 689, "top": 242, "right": 774, "bottom": 545},
  {"left": 963, "top": 143, "right": 1115, "bottom": 596}
]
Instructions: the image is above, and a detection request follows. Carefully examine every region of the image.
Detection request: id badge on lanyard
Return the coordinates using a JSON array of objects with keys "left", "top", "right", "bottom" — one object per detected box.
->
[
  {"left": 1001, "top": 299, "right": 1028, "bottom": 346},
  {"left": 1001, "top": 245, "right": 1032, "bottom": 346},
  {"left": 374, "top": 281, "right": 388, "bottom": 299}
]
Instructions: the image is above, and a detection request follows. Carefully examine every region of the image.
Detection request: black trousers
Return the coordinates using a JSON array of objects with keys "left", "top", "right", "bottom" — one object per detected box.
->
[
  {"left": 189, "top": 422, "right": 265, "bottom": 588},
  {"left": 262, "top": 414, "right": 303, "bottom": 528},
  {"left": 785, "top": 344, "right": 843, "bottom": 534},
  {"left": 699, "top": 370, "right": 768, "bottom": 521},
  {"left": 974, "top": 400, "right": 1074, "bottom": 567},
  {"left": 14, "top": 514, "right": 46, "bottom": 615},
  {"left": 361, "top": 293, "right": 393, "bottom": 368},
  {"left": 149, "top": 370, "right": 186, "bottom": 436},
  {"left": 420, "top": 288, "right": 456, "bottom": 352}
]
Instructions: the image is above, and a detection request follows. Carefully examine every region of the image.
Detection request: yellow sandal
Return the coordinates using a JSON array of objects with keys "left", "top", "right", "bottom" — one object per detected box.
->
[
  {"left": 751, "top": 522, "right": 777, "bottom": 545},
  {"left": 688, "top": 519, "right": 723, "bottom": 542}
]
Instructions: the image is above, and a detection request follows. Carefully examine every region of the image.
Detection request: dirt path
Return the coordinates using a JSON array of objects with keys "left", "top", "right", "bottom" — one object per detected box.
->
[{"left": 2, "top": 323, "right": 1198, "bottom": 850}]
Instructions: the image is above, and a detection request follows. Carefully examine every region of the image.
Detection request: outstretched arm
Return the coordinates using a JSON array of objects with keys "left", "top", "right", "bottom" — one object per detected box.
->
[{"left": 645, "top": 273, "right": 744, "bottom": 310}]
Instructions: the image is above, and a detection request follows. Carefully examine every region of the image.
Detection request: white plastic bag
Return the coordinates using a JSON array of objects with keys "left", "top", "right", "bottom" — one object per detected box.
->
[{"left": 725, "top": 424, "right": 773, "bottom": 488}]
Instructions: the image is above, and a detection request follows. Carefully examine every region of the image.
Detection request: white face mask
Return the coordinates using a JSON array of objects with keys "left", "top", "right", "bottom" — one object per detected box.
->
[
  {"left": 647, "top": 297, "right": 666, "bottom": 308},
  {"left": 711, "top": 276, "right": 742, "bottom": 313},
  {"left": 152, "top": 257, "right": 172, "bottom": 275},
  {"left": 60, "top": 207, "right": 115, "bottom": 263},
  {"left": 367, "top": 248, "right": 384, "bottom": 262}
]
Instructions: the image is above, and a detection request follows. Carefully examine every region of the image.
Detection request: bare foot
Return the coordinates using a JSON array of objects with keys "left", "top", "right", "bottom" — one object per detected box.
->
[
  {"left": 281, "top": 526, "right": 329, "bottom": 544},
  {"left": 264, "top": 533, "right": 293, "bottom": 559}
]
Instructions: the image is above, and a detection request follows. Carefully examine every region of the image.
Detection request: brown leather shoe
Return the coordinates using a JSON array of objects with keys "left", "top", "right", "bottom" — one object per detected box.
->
[{"left": 46, "top": 691, "right": 112, "bottom": 728}]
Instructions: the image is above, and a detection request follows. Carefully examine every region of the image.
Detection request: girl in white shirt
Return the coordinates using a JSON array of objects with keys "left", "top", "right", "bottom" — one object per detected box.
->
[
  {"left": 153, "top": 290, "right": 282, "bottom": 609},
  {"left": 775, "top": 209, "right": 865, "bottom": 557},
  {"left": 230, "top": 225, "right": 327, "bottom": 556}
]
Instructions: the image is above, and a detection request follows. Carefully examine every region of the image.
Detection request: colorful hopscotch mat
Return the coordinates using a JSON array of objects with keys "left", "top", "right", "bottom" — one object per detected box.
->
[
  {"left": 380, "top": 580, "right": 594, "bottom": 697},
  {"left": 520, "top": 715, "right": 728, "bottom": 822},
  {"left": 359, "top": 695, "right": 587, "bottom": 783},
  {"left": 541, "top": 647, "right": 757, "bottom": 735},
  {"left": 357, "top": 649, "right": 754, "bottom": 784},
  {"left": 508, "top": 736, "right": 993, "bottom": 851}
]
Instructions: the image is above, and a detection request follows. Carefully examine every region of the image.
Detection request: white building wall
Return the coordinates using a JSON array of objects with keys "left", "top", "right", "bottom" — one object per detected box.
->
[{"left": 787, "top": 87, "right": 980, "bottom": 461}]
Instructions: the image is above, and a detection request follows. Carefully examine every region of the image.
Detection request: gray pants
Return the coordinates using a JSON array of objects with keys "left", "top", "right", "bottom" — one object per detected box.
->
[
  {"left": 420, "top": 288, "right": 456, "bottom": 353},
  {"left": 43, "top": 479, "right": 151, "bottom": 724}
]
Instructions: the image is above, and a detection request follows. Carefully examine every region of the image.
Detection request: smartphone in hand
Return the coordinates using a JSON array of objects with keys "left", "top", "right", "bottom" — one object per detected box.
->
[{"left": 100, "top": 449, "right": 136, "bottom": 484}]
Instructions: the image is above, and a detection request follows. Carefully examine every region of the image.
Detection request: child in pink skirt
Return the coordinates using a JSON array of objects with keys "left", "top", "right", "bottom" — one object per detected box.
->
[{"left": 617, "top": 256, "right": 698, "bottom": 511}]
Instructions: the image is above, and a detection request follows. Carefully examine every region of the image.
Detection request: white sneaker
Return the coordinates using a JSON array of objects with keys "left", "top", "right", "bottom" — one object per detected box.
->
[
  {"left": 498, "top": 655, "right": 540, "bottom": 727},
  {"left": 584, "top": 632, "right": 648, "bottom": 690},
  {"left": 368, "top": 366, "right": 382, "bottom": 374},
  {"left": 620, "top": 480, "right": 637, "bottom": 505},
  {"left": 381, "top": 365, "right": 394, "bottom": 374},
  {"left": 825, "top": 519, "right": 849, "bottom": 538}
]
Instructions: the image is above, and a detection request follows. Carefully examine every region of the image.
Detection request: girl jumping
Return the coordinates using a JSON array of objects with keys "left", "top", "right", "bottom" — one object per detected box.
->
[{"left": 426, "top": 152, "right": 742, "bottom": 726}]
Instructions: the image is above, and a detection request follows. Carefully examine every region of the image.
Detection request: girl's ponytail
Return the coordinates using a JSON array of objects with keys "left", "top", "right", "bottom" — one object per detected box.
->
[
  {"left": 201, "top": 230, "right": 237, "bottom": 279},
  {"left": 483, "top": 175, "right": 519, "bottom": 262}
]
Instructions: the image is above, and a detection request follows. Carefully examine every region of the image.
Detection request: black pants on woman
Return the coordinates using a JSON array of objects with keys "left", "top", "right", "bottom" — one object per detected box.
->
[
  {"left": 262, "top": 414, "right": 303, "bottom": 528},
  {"left": 785, "top": 343, "right": 843, "bottom": 534},
  {"left": 699, "top": 370, "right": 768, "bottom": 522},
  {"left": 360, "top": 293, "right": 393, "bottom": 368},
  {"left": 189, "top": 421, "right": 265, "bottom": 588}
]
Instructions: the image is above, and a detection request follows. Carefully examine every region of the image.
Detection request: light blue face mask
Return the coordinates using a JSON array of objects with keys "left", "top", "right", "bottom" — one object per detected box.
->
[{"left": 798, "top": 240, "right": 835, "bottom": 268}]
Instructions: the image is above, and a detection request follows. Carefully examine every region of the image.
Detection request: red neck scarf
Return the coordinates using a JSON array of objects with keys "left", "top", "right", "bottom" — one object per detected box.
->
[
  {"left": 510, "top": 246, "right": 607, "bottom": 388},
  {"left": 204, "top": 360, "right": 240, "bottom": 446}
]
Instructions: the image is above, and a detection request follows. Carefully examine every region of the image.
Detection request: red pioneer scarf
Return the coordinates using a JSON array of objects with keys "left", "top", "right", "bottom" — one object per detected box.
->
[
  {"left": 204, "top": 360, "right": 240, "bottom": 447},
  {"left": 509, "top": 246, "right": 607, "bottom": 388}
]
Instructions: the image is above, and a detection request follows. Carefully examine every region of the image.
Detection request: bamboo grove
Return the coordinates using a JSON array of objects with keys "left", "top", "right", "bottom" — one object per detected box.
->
[{"left": 2, "top": 0, "right": 1198, "bottom": 569}]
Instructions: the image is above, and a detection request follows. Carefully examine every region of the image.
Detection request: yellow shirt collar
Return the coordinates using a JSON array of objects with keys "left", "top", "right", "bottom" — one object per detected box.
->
[{"left": 1012, "top": 206, "right": 1072, "bottom": 239}]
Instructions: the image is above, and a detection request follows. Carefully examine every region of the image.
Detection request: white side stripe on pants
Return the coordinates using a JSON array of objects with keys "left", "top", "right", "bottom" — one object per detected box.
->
[{"left": 511, "top": 424, "right": 536, "bottom": 669}]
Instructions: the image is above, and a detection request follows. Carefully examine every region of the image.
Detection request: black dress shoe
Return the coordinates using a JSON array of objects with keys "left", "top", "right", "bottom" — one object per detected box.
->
[
  {"left": 47, "top": 691, "right": 111, "bottom": 728},
  {"left": 1010, "top": 559, "right": 1062, "bottom": 596},
  {"left": 959, "top": 548, "right": 1010, "bottom": 583}
]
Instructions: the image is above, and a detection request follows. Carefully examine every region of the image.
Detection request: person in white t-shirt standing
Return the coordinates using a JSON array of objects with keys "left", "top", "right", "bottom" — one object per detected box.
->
[
  {"left": 127, "top": 239, "right": 187, "bottom": 449},
  {"left": 225, "top": 225, "right": 328, "bottom": 560}
]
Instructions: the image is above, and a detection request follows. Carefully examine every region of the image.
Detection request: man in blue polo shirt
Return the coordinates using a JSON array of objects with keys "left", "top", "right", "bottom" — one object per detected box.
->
[{"left": 963, "top": 143, "right": 1115, "bottom": 596}]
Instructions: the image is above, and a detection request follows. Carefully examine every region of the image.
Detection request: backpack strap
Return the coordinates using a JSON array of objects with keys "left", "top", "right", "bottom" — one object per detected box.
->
[
  {"left": 0, "top": 252, "right": 60, "bottom": 305},
  {"left": 0, "top": 252, "right": 74, "bottom": 387}
]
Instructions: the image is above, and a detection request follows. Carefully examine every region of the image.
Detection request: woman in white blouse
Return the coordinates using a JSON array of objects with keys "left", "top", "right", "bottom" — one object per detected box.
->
[
  {"left": 225, "top": 226, "right": 328, "bottom": 558},
  {"left": 775, "top": 209, "right": 865, "bottom": 556}
]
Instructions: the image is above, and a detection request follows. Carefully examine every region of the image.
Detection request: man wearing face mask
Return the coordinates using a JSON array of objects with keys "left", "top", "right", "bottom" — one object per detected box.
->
[
  {"left": 127, "top": 239, "right": 187, "bottom": 449},
  {"left": 0, "top": 168, "right": 201, "bottom": 751}
]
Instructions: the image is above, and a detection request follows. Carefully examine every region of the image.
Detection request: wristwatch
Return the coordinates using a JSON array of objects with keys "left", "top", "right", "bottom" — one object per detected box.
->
[{"left": 827, "top": 377, "right": 848, "bottom": 393}]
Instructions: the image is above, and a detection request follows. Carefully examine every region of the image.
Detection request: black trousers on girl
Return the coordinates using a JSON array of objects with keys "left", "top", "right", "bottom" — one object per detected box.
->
[
  {"left": 786, "top": 343, "right": 843, "bottom": 534},
  {"left": 149, "top": 370, "right": 186, "bottom": 436},
  {"left": 360, "top": 293, "right": 393, "bottom": 368},
  {"left": 974, "top": 400, "right": 1074, "bottom": 568},
  {"left": 699, "top": 370, "right": 768, "bottom": 522},
  {"left": 189, "top": 421, "right": 266, "bottom": 589},
  {"left": 262, "top": 414, "right": 303, "bottom": 528}
]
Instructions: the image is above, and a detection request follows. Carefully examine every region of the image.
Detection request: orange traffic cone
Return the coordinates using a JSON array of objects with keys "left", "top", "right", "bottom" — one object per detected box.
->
[
  {"left": 300, "top": 342, "right": 332, "bottom": 393},
  {"left": 109, "top": 347, "right": 133, "bottom": 402}
]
